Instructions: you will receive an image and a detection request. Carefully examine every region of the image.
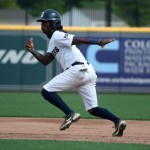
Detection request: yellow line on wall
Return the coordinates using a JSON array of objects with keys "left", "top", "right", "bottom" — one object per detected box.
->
[
  {"left": 0, "top": 24, "right": 150, "bottom": 32},
  {"left": 0, "top": 25, "right": 40, "bottom": 30},
  {"left": 65, "top": 26, "right": 150, "bottom": 32}
]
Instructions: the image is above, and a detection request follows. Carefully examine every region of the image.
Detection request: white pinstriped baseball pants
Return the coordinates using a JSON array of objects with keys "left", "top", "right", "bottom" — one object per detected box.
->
[{"left": 43, "top": 64, "right": 98, "bottom": 110}]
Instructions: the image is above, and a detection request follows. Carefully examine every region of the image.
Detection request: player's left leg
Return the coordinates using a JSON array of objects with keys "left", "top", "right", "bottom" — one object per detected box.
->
[
  {"left": 88, "top": 106, "right": 126, "bottom": 136},
  {"left": 77, "top": 80, "right": 126, "bottom": 136},
  {"left": 77, "top": 84, "right": 120, "bottom": 122}
]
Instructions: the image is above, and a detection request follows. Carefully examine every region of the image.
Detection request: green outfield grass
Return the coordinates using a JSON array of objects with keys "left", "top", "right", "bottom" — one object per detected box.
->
[
  {"left": 0, "top": 91, "right": 150, "bottom": 120},
  {"left": 0, "top": 91, "right": 150, "bottom": 150},
  {"left": 0, "top": 139, "right": 149, "bottom": 150}
]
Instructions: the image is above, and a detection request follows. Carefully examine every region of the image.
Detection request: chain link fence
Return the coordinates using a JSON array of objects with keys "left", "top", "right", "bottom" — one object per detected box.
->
[{"left": 0, "top": 0, "right": 149, "bottom": 27}]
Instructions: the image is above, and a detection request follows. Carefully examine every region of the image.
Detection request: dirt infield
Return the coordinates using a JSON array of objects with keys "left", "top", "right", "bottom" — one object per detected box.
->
[{"left": 0, "top": 117, "right": 149, "bottom": 144}]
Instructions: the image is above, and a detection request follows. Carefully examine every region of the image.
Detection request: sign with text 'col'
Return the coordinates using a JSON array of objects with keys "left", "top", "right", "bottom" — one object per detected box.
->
[{"left": 80, "top": 38, "right": 150, "bottom": 92}]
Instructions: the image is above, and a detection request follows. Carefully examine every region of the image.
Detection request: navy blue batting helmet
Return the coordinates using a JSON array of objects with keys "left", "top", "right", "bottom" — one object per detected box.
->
[{"left": 37, "top": 9, "right": 61, "bottom": 29}]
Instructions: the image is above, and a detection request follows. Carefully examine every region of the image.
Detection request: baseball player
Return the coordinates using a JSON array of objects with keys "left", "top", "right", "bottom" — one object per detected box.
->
[{"left": 25, "top": 9, "right": 126, "bottom": 136}]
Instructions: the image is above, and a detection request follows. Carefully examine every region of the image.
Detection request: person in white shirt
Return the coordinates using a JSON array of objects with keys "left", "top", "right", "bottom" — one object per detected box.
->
[{"left": 25, "top": 9, "right": 126, "bottom": 136}]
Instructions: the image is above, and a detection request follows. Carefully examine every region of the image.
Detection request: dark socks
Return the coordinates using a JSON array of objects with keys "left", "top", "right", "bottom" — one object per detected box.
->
[
  {"left": 41, "top": 88, "right": 73, "bottom": 116},
  {"left": 89, "top": 107, "right": 120, "bottom": 124}
]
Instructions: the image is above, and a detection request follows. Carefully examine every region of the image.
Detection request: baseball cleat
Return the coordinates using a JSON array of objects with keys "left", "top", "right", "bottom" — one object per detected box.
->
[
  {"left": 60, "top": 112, "right": 80, "bottom": 131},
  {"left": 112, "top": 120, "right": 127, "bottom": 137}
]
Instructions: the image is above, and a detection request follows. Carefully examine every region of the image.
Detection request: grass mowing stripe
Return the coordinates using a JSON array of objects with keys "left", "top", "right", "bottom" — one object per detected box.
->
[{"left": 0, "top": 139, "right": 149, "bottom": 150}]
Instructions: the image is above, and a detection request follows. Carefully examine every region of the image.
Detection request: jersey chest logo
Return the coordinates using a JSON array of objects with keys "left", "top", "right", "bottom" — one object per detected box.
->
[
  {"left": 52, "top": 47, "right": 59, "bottom": 57},
  {"left": 64, "top": 33, "right": 69, "bottom": 38}
]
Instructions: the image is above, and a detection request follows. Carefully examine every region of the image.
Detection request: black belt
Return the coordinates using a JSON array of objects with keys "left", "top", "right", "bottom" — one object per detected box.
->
[
  {"left": 66, "top": 62, "right": 89, "bottom": 70},
  {"left": 72, "top": 62, "right": 84, "bottom": 66}
]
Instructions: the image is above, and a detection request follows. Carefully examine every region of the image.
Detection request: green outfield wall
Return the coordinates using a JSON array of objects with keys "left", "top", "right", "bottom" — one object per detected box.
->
[{"left": 0, "top": 25, "right": 150, "bottom": 92}]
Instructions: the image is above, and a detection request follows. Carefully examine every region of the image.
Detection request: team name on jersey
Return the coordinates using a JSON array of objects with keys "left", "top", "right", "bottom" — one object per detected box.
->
[
  {"left": 52, "top": 47, "right": 59, "bottom": 57},
  {"left": 64, "top": 33, "right": 69, "bottom": 39}
]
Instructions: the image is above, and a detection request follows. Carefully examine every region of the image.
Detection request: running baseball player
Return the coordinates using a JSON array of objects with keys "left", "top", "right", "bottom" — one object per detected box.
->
[{"left": 25, "top": 9, "right": 126, "bottom": 136}]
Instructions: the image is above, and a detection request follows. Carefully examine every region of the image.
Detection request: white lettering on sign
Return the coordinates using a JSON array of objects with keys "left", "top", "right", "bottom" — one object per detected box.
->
[
  {"left": 0, "top": 50, "right": 6, "bottom": 59},
  {"left": 124, "top": 40, "right": 150, "bottom": 49},
  {"left": 2, "top": 50, "right": 25, "bottom": 64},
  {"left": 22, "top": 50, "right": 44, "bottom": 64},
  {"left": 0, "top": 49, "right": 45, "bottom": 64},
  {"left": 123, "top": 40, "right": 150, "bottom": 75}
]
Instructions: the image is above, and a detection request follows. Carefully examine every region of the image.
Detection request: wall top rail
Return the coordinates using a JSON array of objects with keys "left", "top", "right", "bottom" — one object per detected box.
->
[{"left": 0, "top": 25, "right": 150, "bottom": 32}]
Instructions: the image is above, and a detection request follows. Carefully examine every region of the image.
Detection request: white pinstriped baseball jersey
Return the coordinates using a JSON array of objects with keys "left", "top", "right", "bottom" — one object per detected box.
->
[
  {"left": 43, "top": 30, "right": 98, "bottom": 110},
  {"left": 47, "top": 31, "right": 87, "bottom": 70}
]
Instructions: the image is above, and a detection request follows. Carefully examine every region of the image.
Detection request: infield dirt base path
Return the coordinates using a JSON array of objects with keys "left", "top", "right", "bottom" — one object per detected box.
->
[{"left": 0, "top": 117, "right": 149, "bottom": 145}]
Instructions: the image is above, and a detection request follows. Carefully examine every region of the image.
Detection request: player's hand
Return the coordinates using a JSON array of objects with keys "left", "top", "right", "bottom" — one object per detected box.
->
[
  {"left": 25, "top": 38, "right": 34, "bottom": 52},
  {"left": 99, "top": 38, "right": 115, "bottom": 48}
]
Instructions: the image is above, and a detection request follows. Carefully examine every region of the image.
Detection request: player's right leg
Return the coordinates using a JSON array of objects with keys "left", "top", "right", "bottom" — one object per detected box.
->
[
  {"left": 41, "top": 88, "right": 73, "bottom": 115},
  {"left": 112, "top": 120, "right": 127, "bottom": 136},
  {"left": 41, "top": 70, "right": 82, "bottom": 130},
  {"left": 60, "top": 112, "right": 80, "bottom": 130},
  {"left": 41, "top": 88, "right": 80, "bottom": 130}
]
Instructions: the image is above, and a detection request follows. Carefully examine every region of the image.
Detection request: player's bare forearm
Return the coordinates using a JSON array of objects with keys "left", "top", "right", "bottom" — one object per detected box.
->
[
  {"left": 25, "top": 38, "right": 54, "bottom": 65},
  {"left": 72, "top": 36, "right": 115, "bottom": 48},
  {"left": 30, "top": 49, "right": 46, "bottom": 65},
  {"left": 30, "top": 49, "right": 54, "bottom": 66}
]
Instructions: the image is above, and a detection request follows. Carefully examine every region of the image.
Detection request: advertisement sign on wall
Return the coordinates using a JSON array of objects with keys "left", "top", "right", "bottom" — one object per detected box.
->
[
  {"left": 80, "top": 38, "right": 150, "bottom": 92},
  {"left": 0, "top": 34, "right": 47, "bottom": 90},
  {"left": 0, "top": 26, "right": 150, "bottom": 92}
]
